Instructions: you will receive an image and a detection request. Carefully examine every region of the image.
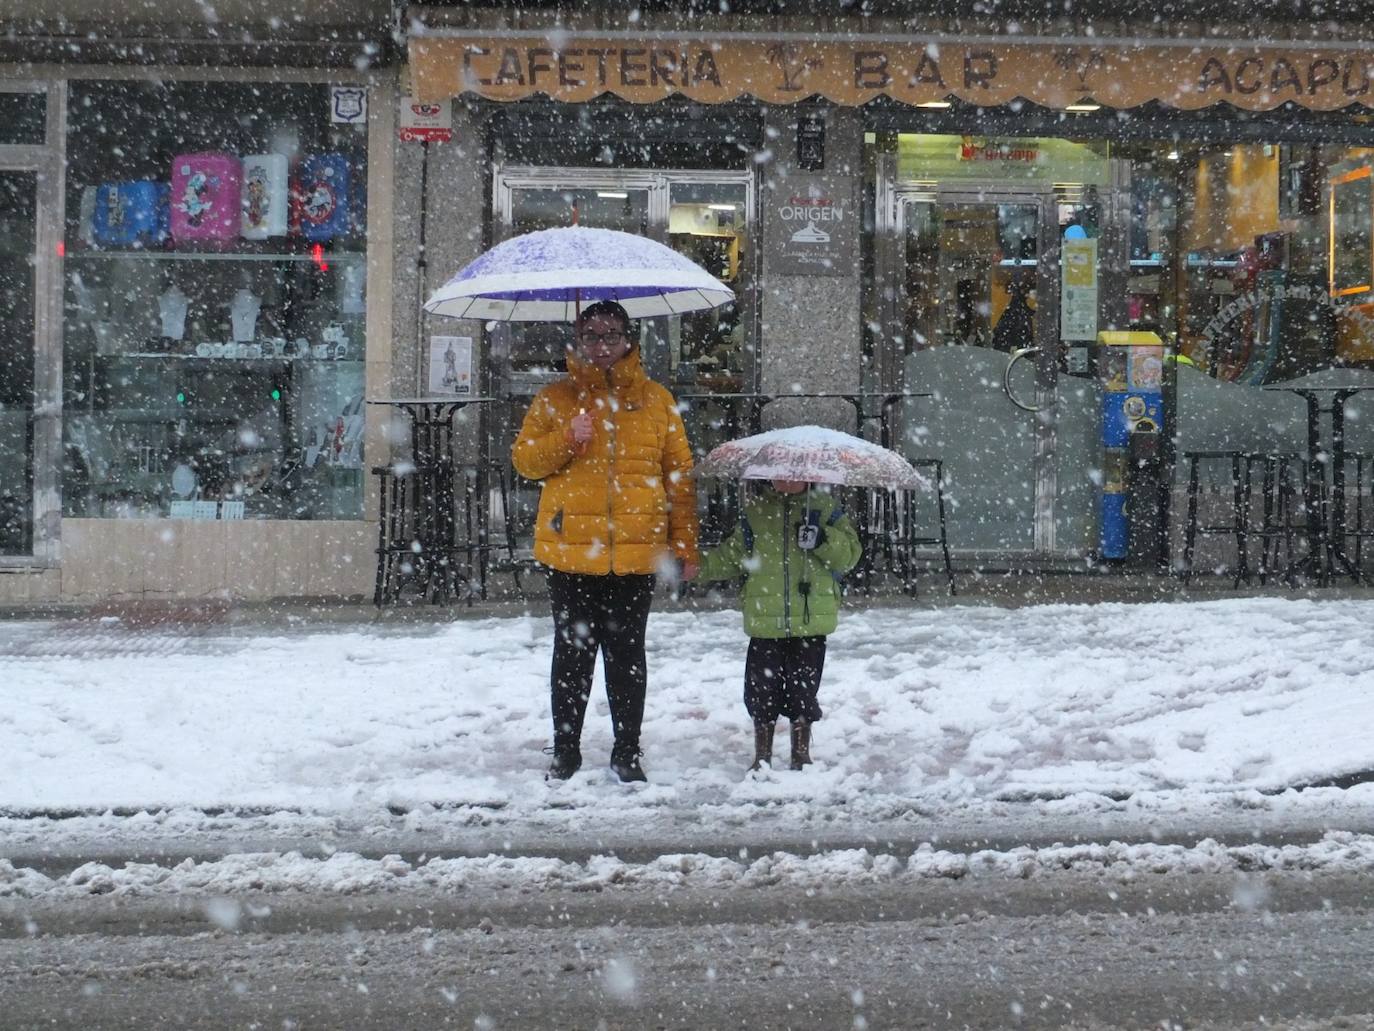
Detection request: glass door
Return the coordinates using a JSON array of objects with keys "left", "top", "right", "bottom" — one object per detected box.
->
[
  {"left": 490, "top": 175, "right": 657, "bottom": 549},
  {"left": 491, "top": 167, "right": 755, "bottom": 549},
  {"left": 0, "top": 170, "right": 38, "bottom": 556},
  {"left": 897, "top": 188, "right": 1074, "bottom": 557},
  {"left": 498, "top": 179, "right": 653, "bottom": 398}
]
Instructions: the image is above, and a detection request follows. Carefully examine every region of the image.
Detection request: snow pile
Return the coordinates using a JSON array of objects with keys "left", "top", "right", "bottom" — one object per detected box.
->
[{"left": 5, "top": 832, "right": 1374, "bottom": 901}]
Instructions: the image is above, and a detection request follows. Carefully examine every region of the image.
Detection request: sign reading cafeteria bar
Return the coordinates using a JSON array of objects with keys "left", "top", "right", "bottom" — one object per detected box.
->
[{"left": 409, "top": 34, "right": 1374, "bottom": 112}]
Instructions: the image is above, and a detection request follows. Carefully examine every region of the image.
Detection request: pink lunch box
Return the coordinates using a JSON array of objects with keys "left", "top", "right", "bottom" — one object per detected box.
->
[{"left": 170, "top": 153, "right": 242, "bottom": 248}]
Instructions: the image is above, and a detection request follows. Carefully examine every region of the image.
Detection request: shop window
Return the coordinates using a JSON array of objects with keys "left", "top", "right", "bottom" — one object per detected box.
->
[
  {"left": 0, "top": 90, "right": 46, "bottom": 146},
  {"left": 61, "top": 81, "right": 367, "bottom": 521},
  {"left": 667, "top": 181, "right": 748, "bottom": 392},
  {"left": 1171, "top": 140, "right": 1374, "bottom": 382},
  {"left": 0, "top": 171, "right": 37, "bottom": 555}
]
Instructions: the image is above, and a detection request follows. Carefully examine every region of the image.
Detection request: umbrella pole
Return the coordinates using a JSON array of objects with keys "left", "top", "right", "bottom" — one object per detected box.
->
[{"left": 571, "top": 202, "right": 580, "bottom": 323}]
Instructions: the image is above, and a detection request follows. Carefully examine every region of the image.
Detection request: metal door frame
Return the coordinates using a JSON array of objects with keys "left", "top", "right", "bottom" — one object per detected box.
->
[
  {"left": 492, "top": 164, "right": 756, "bottom": 371},
  {"left": 883, "top": 179, "right": 1063, "bottom": 556},
  {"left": 0, "top": 80, "right": 64, "bottom": 568},
  {"left": 489, "top": 164, "right": 758, "bottom": 555}
]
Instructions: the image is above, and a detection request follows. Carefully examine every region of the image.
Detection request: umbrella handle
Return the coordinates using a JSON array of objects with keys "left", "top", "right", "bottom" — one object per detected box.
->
[{"left": 1002, "top": 347, "right": 1045, "bottom": 413}]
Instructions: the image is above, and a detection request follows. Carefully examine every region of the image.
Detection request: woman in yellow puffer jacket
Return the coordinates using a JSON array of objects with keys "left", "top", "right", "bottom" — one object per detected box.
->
[{"left": 513, "top": 300, "right": 698, "bottom": 784}]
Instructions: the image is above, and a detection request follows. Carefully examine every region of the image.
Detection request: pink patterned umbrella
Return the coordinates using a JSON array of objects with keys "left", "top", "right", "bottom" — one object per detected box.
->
[{"left": 695, "top": 426, "right": 928, "bottom": 490}]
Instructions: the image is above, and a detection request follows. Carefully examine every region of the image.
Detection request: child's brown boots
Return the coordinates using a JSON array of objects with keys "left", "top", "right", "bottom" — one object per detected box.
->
[
  {"left": 750, "top": 721, "right": 775, "bottom": 771},
  {"left": 789, "top": 721, "right": 812, "bottom": 771}
]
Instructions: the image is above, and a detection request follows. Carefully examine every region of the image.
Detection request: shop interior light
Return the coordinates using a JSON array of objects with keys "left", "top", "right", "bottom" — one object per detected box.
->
[
  {"left": 311, "top": 243, "right": 329, "bottom": 272},
  {"left": 1167, "top": 149, "right": 1181, "bottom": 161},
  {"left": 707, "top": 203, "right": 739, "bottom": 210},
  {"left": 917, "top": 100, "right": 952, "bottom": 109},
  {"left": 597, "top": 191, "right": 629, "bottom": 199},
  {"left": 1065, "top": 100, "right": 1101, "bottom": 112}
]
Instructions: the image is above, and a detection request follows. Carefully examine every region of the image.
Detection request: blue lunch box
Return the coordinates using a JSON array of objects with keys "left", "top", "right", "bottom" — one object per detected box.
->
[
  {"left": 296, "top": 154, "right": 351, "bottom": 242},
  {"left": 92, "top": 181, "right": 170, "bottom": 248}
]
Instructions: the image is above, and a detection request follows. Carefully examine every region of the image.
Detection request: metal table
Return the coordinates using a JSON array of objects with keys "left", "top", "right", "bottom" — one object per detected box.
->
[
  {"left": 1261, "top": 384, "right": 1374, "bottom": 585},
  {"left": 366, "top": 397, "right": 495, "bottom": 605}
]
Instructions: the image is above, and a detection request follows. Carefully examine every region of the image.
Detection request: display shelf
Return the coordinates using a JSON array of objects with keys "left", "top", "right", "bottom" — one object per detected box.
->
[
  {"left": 98, "top": 407, "right": 244, "bottom": 422},
  {"left": 99, "top": 352, "right": 364, "bottom": 365},
  {"left": 66, "top": 249, "right": 364, "bottom": 263}
]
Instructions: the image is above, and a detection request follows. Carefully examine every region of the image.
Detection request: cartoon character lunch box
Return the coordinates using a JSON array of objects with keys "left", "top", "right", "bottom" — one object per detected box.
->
[
  {"left": 92, "top": 181, "right": 170, "bottom": 249},
  {"left": 294, "top": 153, "right": 351, "bottom": 243},
  {"left": 170, "top": 153, "right": 242, "bottom": 247},
  {"left": 240, "top": 153, "right": 289, "bottom": 240}
]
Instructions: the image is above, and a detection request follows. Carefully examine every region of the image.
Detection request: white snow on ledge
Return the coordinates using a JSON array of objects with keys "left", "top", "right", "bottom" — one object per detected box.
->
[{"left": 5, "top": 832, "right": 1374, "bottom": 902}]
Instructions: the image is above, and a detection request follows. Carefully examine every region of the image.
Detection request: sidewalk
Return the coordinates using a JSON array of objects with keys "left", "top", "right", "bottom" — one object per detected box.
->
[{"left": 7, "top": 568, "right": 1374, "bottom": 628}]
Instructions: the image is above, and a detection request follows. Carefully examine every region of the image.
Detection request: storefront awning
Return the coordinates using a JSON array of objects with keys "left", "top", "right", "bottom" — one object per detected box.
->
[{"left": 409, "top": 31, "right": 1374, "bottom": 112}]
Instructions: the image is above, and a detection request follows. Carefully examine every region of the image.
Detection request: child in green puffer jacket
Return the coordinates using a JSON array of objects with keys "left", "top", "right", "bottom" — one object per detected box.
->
[{"left": 697, "top": 479, "right": 863, "bottom": 772}]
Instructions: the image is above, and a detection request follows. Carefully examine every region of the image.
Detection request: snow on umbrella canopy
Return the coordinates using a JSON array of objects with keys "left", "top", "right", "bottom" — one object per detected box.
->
[
  {"left": 695, "top": 425, "right": 929, "bottom": 490},
  {"left": 423, "top": 226, "right": 736, "bottom": 322}
]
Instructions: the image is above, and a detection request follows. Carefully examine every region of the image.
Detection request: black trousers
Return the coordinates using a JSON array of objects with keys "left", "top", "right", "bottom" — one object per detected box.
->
[
  {"left": 744, "top": 635, "right": 827, "bottom": 725},
  {"left": 548, "top": 569, "right": 656, "bottom": 757}
]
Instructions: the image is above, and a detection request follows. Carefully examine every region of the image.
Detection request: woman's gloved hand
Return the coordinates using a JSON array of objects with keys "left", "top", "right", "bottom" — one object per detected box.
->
[{"left": 565, "top": 410, "right": 593, "bottom": 454}]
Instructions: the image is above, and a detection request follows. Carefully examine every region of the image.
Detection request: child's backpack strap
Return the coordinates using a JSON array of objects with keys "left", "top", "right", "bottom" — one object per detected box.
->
[
  {"left": 740, "top": 513, "right": 755, "bottom": 555},
  {"left": 826, "top": 505, "right": 845, "bottom": 527}
]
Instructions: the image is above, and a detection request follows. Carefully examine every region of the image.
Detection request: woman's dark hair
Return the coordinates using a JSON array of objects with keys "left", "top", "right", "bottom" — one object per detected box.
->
[{"left": 575, "top": 300, "right": 632, "bottom": 334}]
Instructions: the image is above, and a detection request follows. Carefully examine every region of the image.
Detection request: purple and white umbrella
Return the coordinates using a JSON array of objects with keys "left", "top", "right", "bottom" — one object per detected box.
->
[
  {"left": 695, "top": 425, "right": 929, "bottom": 490},
  {"left": 423, "top": 226, "right": 735, "bottom": 322}
]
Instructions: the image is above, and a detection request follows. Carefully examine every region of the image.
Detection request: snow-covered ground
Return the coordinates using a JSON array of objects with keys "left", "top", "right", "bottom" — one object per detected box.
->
[
  {"left": 2, "top": 596, "right": 1374, "bottom": 901},
  {"left": 5, "top": 597, "right": 1373, "bottom": 811}
]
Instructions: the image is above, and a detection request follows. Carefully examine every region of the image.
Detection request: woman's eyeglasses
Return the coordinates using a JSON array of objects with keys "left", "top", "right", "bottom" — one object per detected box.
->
[{"left": 578, "top": 330, "right": 630, "bottom": 347}]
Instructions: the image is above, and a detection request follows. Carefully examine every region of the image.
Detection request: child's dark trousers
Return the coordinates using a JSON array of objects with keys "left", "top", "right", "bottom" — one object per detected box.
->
[{"left": 744, "top": 635, "right": 827, "bottom": 724}]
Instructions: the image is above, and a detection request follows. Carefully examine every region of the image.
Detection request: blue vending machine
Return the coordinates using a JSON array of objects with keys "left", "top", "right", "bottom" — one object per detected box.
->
[{"left": 1098, "top": 330, "right": 1164, "bottom": 560}]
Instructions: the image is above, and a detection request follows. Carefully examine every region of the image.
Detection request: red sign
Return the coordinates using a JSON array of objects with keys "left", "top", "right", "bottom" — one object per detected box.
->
[{"left": 400, "top": 98, "right": 453, "bottom": 143}]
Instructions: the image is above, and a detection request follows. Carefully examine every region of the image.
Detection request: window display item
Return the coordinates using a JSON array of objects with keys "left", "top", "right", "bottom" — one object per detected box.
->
[
  {"left": 295, "top": 154, "right": 351, "bottom": 242},
  {"left": 78, "top": 186, "right": 98, "bottom": 247},
  {"left": 338, "top": 261, "right": 366, "bottom": 314},
  {"left": 229, "top": 288, "right": 262, "bottom": 343},
  {"left": 92, "top": 181, "right": 170, "bottom": 249},
  {"left": 159, "top": 285, "right": 189, "bottom": 340},
  {"left": 70, "top": 273, "right": 109, "bottom": 323},
  {"left": 171, "top": 463, "right": 197, "bottom": 499},
  {"left": 91, "top": 321, "right": 121, "bottom": 356},
  {"left": 240, "top": 153, "right": 289, "bottom": 240},
  {"left": 171, "top": 153, "right": 242, "bottom": 248}
]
